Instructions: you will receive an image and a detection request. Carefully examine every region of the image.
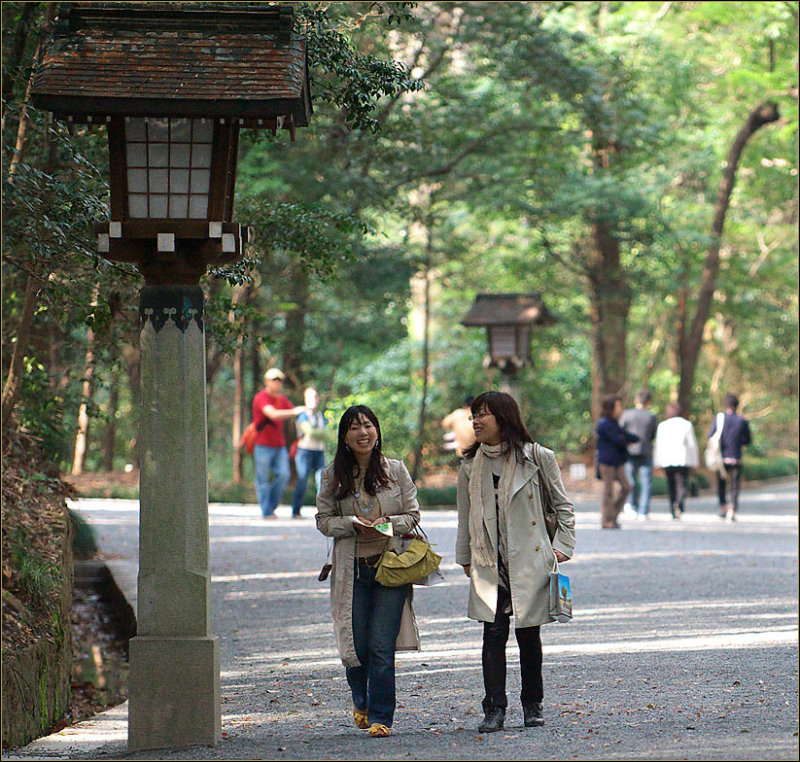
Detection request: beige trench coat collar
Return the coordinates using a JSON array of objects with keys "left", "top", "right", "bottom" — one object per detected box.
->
[{"left": 474, "top": 446, "right": 540, "bottom": 552}]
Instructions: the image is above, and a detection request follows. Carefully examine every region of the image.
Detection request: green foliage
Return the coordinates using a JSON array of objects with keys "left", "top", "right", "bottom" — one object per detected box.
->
[
  {"left": 2, "top": 1, "right": 795, "bottom": 493},
  {"left": 741, "top": 456, "right": 798, "bottom": 483},
  {"left": 296, "top": 2, "right": 424, "bottom": 133},
  {"left": 416, "top": 485, "right": 457, "bottom": 507},
  {"left": 7, "top": 527, "right": 61, "bottom": 609}
]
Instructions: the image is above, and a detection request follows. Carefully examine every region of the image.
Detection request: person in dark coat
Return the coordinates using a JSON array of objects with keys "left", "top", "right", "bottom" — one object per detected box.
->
[
  {"left": 708, "top": 393, "right": 752, "bottom": 521},
  {"left": 595, "top": 394, "right": 639, "bottom": 529}
]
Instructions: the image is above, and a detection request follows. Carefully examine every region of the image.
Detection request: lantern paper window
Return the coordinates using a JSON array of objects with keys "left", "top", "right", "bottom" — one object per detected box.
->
[
  {"left": 489, "top": 326, "right": 518, "bottom": 359},
  {"left": 126, "top": 117, "right": 214, "bottom": 220}
]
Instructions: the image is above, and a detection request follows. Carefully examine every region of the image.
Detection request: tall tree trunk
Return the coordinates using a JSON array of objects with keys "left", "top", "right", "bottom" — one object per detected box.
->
[
  {"left": 71, "top": 337, "right": 96, "bottom": 475},
  {"left": 72, "top": 286, "right": 100, "bottom": 475},
  {"left": 6, "top": 2, "right": 57, "bottom": 179},
  {"left": 677, "top": 102, "right": 780, "bottom": 415},
  {"left": 586, "top": 223, "right": 631, "bottom": 422},
  {"left": 232, "top": 341, "right": 244, "bottom": 484},
  {"left": 249, "top": 338, "right": 261, "bottom": 398},
  {"left": 122, "top": 343, "right": 141, "bottom": 469},
  {"left": 230, "top": 283, "right": 250, "bottom": 484},
  {"left": 2, "top": 4, "right": 57, "bottom": 426},
  {"left": 1, "top": 276, "right": 39, "bottom": 425},
  {"left": 411, "top": 260, "right": 432, "bottom": 482},
  {"left": 282, "top": 265, "right": 309, "bottom": 393},
  {"left": 102, "top": 370, "right": 120, "bottom": 471},
  {"left": 1, "top": 2, "right": 40, "bottom": 130}
]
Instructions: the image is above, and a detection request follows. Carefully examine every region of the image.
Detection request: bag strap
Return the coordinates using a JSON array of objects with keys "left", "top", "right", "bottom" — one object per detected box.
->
[
  {"left": 402, "top": 516, "right": 430, "bottom": 543},
  {"left": 533, "top": 443, "right": 560, "bottom": 543},
  {"left": 532, "top": 443, "right": 554, "bottom": 508}
]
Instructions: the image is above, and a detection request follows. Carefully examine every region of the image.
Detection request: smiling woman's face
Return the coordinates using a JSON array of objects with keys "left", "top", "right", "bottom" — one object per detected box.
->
[
  {"left": 345, "top": 413, "right": 378, "bottom": 458},
  {"left": 472, "top": 408, "right": 501, "bottom": 446}
]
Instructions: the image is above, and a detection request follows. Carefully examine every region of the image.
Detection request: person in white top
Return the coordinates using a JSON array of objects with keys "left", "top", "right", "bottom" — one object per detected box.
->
[{"left": 653, "top": 401, "right": 699, "bottom": 519}]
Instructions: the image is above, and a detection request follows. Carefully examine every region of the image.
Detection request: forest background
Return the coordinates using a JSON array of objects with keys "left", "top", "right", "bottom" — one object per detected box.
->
[{"left": 3, "top": 1, "right": 798, "bottom": 505}]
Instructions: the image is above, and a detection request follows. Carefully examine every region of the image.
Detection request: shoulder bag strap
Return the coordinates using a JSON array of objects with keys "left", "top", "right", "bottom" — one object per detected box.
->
[
  {"left": 533, "top": 443, "right": 554, "bottom": 506},
  {"left": 534, "top": 443, "right": 558, "bottom": 542}
]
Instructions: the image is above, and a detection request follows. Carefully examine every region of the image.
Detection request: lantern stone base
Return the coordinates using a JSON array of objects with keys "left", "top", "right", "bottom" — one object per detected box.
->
[{"left": 128, "top": 635, "right": 220, "bottom": 751}]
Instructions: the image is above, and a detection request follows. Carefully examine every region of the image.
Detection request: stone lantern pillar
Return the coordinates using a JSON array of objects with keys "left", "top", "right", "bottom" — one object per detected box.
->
[{"left": 31, "top": 2, "right": 311, "bottom": 751}]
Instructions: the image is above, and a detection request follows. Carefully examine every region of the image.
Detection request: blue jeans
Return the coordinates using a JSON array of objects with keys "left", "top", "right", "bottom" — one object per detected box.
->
[
  {"left": 290, "top": 448, "right": 325, "bottom": 516},
  {"left": 254, "top": 445, "right": 290, "bottom": 517},
  {"left": 346, "top": 557, "right": 409, "bottom": 727},
  {"left": 624, "top": 456, "right": 653, "bottom": 516}
]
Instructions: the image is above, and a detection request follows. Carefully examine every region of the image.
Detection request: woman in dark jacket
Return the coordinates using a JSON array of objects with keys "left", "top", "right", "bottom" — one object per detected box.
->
[{"left": 595, "top": 394, "right": 638, "bottom": 529}]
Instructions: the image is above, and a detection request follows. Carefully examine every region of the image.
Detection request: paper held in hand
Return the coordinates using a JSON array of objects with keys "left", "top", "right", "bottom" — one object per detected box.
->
[{"left": 352, "top": 516, "right": 393, "bottom": 536}]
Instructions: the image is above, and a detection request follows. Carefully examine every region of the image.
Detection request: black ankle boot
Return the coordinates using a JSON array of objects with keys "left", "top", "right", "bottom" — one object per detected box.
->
[
  {"left": 523, "top": 702, "right": 544, "bottom": 727},
  {"left": 478, "top": 707, "right": 505, "bottom": 733}
]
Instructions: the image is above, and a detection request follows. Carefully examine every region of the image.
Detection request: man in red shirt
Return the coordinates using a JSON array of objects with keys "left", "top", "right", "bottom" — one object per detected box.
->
[{"left": 252, "top": 368, "right": 304, "bottom": 518}]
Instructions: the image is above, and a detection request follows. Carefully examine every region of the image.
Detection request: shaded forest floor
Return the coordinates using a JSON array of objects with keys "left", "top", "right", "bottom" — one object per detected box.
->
[{"left": 1, "top": 431, "right": 127, "bottom": 746}]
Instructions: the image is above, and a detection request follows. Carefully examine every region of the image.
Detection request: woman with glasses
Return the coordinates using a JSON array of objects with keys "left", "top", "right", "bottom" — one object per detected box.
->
[
  {"left": 456, "top": 391, "right": 576, "bottom": 733},
  {"left": 315, "top": 405, "right": 421, "bottom": 738}
]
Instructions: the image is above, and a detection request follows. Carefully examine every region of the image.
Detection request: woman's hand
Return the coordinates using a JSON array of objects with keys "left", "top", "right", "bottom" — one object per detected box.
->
[
  {"left": 354, "top": 517, "right": 389, "bottom": 538},
  {"left": 554, "top": 550, "right": 569, "bottom": 563}
]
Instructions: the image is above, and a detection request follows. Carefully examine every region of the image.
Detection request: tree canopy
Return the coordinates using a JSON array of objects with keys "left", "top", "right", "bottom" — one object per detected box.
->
[{"left": 3, "top": 1, "right": 797, "bottom": 484}]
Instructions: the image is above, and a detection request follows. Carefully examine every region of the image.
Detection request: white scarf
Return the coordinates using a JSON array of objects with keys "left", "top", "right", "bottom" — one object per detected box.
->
[{"left": 468, "top": 443, "right": 516, "bottom": 567}]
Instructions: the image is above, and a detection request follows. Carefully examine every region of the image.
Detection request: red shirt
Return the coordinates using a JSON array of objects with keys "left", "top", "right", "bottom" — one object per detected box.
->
[{"left": 252, "top": 390, "right": 293, "bottom": 447}]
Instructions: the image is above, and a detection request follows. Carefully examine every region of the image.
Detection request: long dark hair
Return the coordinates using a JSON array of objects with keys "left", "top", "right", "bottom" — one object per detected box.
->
[
  {"left": 600, "top": 394, "right": 621, "bottom": 419},
  {"left": 463, "top": 391, "right": 534, "bottom": 460},
  {"left": 332, "top": 405, "right": 391, "bottom": 500}
]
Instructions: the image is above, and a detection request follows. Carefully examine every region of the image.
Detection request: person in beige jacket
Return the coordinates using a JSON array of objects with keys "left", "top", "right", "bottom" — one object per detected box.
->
[
  {"left": 456, "top": 392, "right": 576, "bottom": 733},
  {"left": 316, "top": 405, "right": 420, "bottom": 739}
]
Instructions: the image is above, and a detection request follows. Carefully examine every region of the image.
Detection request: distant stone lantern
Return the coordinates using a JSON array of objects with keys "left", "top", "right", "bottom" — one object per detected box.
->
[
  {"left": 32, "top": 2, "right": 311, "bottom": 752},
  {"left": 461, "top": 293, "right": 555, "bottom": 397}
]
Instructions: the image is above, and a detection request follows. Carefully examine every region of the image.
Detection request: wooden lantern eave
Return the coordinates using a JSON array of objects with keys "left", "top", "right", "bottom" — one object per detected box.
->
[
  {"left": 461, "top": 292, "right": 556, "bottom": 370},
  {"left": 30, "top": 2, "right": 311, "bottom": 284}
]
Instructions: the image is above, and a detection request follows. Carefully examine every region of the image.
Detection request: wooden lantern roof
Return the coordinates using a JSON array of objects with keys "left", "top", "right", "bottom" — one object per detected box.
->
[
  {"left": 31, "top": 2, "right": 312, "bottom": 132},
  {"left": 461, "top": 293, "right": 556, "bottom": 328}
]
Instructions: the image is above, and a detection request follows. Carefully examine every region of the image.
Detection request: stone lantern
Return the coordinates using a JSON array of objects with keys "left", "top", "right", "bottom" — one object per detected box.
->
[
  {"left": 461, "top": 293, "right": 555, "bottom": 397},
  {"left": 31, "top": 2, "right": 311, "bottom": 751}
]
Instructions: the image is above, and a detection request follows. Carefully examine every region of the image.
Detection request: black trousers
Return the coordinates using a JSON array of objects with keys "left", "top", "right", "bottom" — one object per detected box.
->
[
  {"left": 481, "top": 596, "right": 543, "bottom": 710},
  {"left": 718, "top": 463, "right": 743, "bottom": 513},
  {"left": 664, "top": 466, "right": 689, "bottom": 516}
]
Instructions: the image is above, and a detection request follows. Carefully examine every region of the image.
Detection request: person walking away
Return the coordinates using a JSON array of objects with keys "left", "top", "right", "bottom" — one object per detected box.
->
[
  {"left": 315, "top": 405, "right": 421, "bottom": 738},
  {"left": 595, "top": 394, "right": 639, "bottom": 529},
  {"left": 290, "top": 387, "right": 330, "bottom": 518},
  {"left": 708, "top": 393, "right": 751, "bottom": 521},
  {"left": 455, "top": 391, "right": 575, "bottom": 733},
  {"left": 442, "top": 396, "right": 476, "bottom": 458},
  {"left": 653, "top": 401, "right": 699, "bottom": 519},
  {"left": 620, "top": 389, "right": 658, "bottom": 520},
  {"left": 252, "top": 368, "right": 304, "bottom": 519}
]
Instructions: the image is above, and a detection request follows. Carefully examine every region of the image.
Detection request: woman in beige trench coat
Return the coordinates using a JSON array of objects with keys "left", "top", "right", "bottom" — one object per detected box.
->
[
  {"left": 316, "top": 405, "right": 420, "bottom": 738},
  {"left": 456, "top": 392, "right": 576, "bottom": 733}
]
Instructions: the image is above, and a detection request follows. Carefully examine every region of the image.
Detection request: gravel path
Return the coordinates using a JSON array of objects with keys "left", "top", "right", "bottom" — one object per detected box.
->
[{"left": 4, "top": 479, "right": 798, "bottom": 761}]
